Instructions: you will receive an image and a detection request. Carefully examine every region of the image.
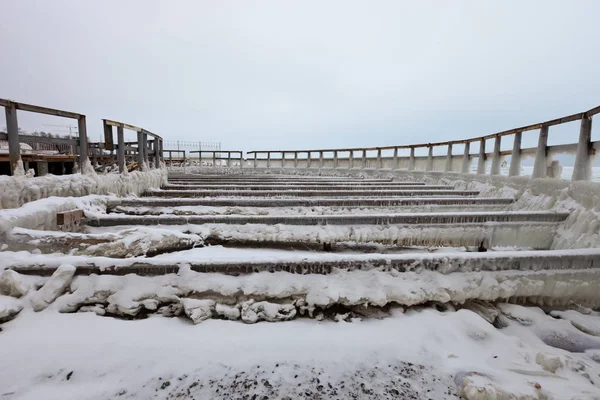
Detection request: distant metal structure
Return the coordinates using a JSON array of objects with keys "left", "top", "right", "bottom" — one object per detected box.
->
[
  {"left": 163, "top": 140, "right": 221, "bottom": 160},
  {"left": 188, "top": 150, "right": 243, "bottom": 167}
]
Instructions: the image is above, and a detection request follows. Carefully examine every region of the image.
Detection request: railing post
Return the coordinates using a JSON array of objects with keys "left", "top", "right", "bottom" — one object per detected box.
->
[
  {"left": 281, "top": 152, "right": 285, "bottom": 168},
  {"left": 5, "top": 102, "right": 20, "bottom": 175},
  {"left": 141, "top": 132, "right": 148, "bottom": 166},
  {"left": 361, "top": 150, "right": 367, "bottom": 169},
  {"left": 227, "top": 151, "right": 231, "bottom": 168},
  {"left": 532, "top": 126, "right": 549, "bottom": 179},
  {"left": 307, "top": 152, "right": 312, "bottom": 168},
  {"left": 573, "top": 116, "right": 593, "bottom": 181},
  {"left": 212, "top": 151, "right": 216, "bottom": 168},
  {"left": 137, "top": 131, "right": 145, "bottom": 170},
  {"left": 348, "top": 151, "right": 353, "bottom": 169},
  {"left": 426, "top": 146, "right": 433, "bottom": 171},
  {"left": 158, "top": 139, "right": 163, "bottom": 166},
  {"left": 253, "top": 153, "right": 257, "bottom": 168},
  {"left": 334, "top": 150, "right": 338, "bottom": 168},
  {"left": 154, "top": 138, "right": 161, "bottom": 168},
  {"left": 267, "top": 152, "right": 271, "bottom": 168},
  {"left": 117, "top": 124, "right": 125, "bottom": 173},
  {"left": 509, "top": 132, "right": 522, "bottom": 177},
  {"left": 294, "top": 152, "right": 298, "bottom": 168},
  {"left": 461, "top": 142, "right": 470, "bottom": 174},
  {"left": 77, "top": 115, "right": 88, "bottom": 170},
  {"left": 319, "top": 151, "right": 324, "bottom": 169},
  {"left": 445, "top": 144, "right": 453, "bottom": 172},
  {"left": 377, "top": 148, "right": 382, "bottom": 169},
  {"left": 477, "top": 138, "right": 486, "bottom": 175},
  {"left": 393, "top": 147, "right": 398, "bottom": 169},
  {"left": 490, "top": 135, "right": 502, "bottom": 175},
  {"left": 408, "top": 147, "right": 415, "bottom": 171}
]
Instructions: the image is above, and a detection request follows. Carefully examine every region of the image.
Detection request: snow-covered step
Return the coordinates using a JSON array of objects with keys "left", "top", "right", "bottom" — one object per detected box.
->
[
  {"left": 196, "top": 222, "right": 557, "bottom": 249},
  {"left": 111, "top": 197, "right": 514, "bottom": 208},
  {"left": 167, "top": 181, "right": 426, "bottom": 186},
  {"left": 111, "top": 203, "right": 512, "bottom": 216},
  {"left": 9, "top": 248, "right": 600, "bottom": 276},
  {"left": 162, "top": 184, "right": 451, "bottom": 191},
  {"left": 168, "top": 175, "right": 393, "bottom": 181},
  {"left": 144, "top": 189, "right": 480, "bottom": 198},
  {"left": 88, "top": 211, "right": 568, "bottom": 227}
]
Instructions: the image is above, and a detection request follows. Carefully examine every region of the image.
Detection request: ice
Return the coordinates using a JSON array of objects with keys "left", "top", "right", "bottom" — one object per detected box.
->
[
  {"left": 30, "top": 264, "right": 76, "bottom": 312},
  {"left": 182, "top": 298, "right": 215, "bottom": 324},
  {"left": 0, "top": 294, "right": 22, "bottom": 323},
  {"left": 0, "top": 269, "right": 30, "bottom": 298},
  {"left": 0, "top": 167, "right": 166, "bottom": 209}
]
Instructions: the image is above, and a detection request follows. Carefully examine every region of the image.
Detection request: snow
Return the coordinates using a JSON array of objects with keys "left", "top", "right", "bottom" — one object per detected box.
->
[
  {"left": 4, "top": 168, "right": 600, "bottom": 398},
  {"left": 0, "top": 294, "right": 22, "bottom": 322},
  {"left": 29, "top": 264, "right": 75, "bottom": 312},
  {"left": 0, "top": 269, "right": 30, "bottom": 298},
  {"left": 2, "top": 305, "right": 600, "bottom": 399},
  {"left": 0, "top": 166, "right": 166, "bottom": 209}
]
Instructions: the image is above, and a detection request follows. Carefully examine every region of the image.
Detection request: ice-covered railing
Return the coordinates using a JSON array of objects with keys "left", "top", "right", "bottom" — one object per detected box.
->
[
  {"left": 101, "top": 119, "right": 164, "bottom": 173},
  {"left": 246, "top": 105, "right": 600, "bottom": 181},
  {"left": 0, "top": 98, "right": 165, "bottom": 176},
  {"left": 188, "top": 150, "right": 244, "bottom": 167}
]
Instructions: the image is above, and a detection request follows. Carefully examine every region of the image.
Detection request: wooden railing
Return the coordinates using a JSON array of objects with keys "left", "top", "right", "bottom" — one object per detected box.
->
[
  {"left": 0, "top": 98, "right": 164, "bottom": 175},
  {"left": 246, "top": 105, "right": 600, "bottom": 181}
]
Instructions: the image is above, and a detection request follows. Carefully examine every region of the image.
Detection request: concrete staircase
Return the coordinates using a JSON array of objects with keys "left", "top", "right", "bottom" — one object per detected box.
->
[{"left": 58, "top": 172, "right": 587, "bottom": 277}]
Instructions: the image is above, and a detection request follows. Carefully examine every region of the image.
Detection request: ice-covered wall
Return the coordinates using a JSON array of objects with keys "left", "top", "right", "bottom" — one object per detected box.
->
[{"left": 0, "top": 164, "right": 167, "bottom": 209}]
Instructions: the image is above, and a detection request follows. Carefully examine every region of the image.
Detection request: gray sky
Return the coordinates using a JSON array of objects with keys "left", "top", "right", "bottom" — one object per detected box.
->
[{"left": 1, "top": 0, "right": 599, "bottom": 153}]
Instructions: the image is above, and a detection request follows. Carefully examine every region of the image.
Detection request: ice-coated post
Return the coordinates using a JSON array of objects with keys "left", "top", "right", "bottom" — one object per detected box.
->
[
  {"left": 77, "top": 115, "right": 88, "bottom": 169},
  {"left": 572, "top": 116, "right": 593, "bottom": 181},
  {"left": 253, "top": 152, "right": 257, "bottom": 168},
  {"left": 490, "top": 135, "right": 502, "bottom": 175},
  {"left": 377, "top": 148, "right": 382, "bottom": 169},
  {"left": 137, "top": 131, "right": 145, "bottom": 170},
  {"left": 5, "top": 102, "right": 20, "bottom": 175},
  {"left": 361, "top": 150, "right": 367, "bottom": 169},
  {"left": 477, "top": 138, "right": 486, "bottom": 175},
  {"left": 426, "top": 146, "right": 433, "bottom": 171},
  {"left": 461, "top": 142, "right": 470, "bottom": 174},
  {"left": 227, "top": 151, "right": 231, "bottom": 168},
  {"left": 294, "top": 152, "right": 298, "bottom": 168},
  {"left": 509, "top": 132, "right": 522, "bottom": 177},
  {"left": 117, "top": 124, "right": 125, "bottom": 173},
  {"left": 393, "top": 147, "right": 398, "bottom": 169},
  {"left": 307, "top": 152, "right": 312, "bottom": 168},
  {"left": 348, "top": 151, "right": 353, "bottom": 169},
  {"left": 267, "top": 152, "right": 271, "bottom": 168},
  {"left": 445, "top": 144, "right": 453, "bottom": 172},
  {"left": 334, "top": 150, "right": 338, "bottom": 168},
  {"left": 532, "top": 126, "right": 549, "bottom": 179},
  {"left": 319, "top": 151, "right": 324, "bottom": 169},
  {"left": 154, "top": 138, "right": 161, "bottom": 168},
  {"left": 141, "top": 133, "right": 148, "bottom": 165},
  {"left": 281, "top": 152, "right": 285, "bottom": 168},
  {"left": 408, "top": 147, "right": 415, "bottom": 171}
]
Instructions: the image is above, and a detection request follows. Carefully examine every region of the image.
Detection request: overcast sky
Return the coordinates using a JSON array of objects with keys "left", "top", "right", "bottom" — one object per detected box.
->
[{"left": 1, "top": 1, "right": 599, "bottom": 153}]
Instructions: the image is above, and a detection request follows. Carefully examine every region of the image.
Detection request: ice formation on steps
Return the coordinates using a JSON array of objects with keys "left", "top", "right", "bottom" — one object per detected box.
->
[
  {"left": 6, "top": 226, "right": 203, "bottom": 257},
  {"left": 30, "top": 264, "right": 76, "bottom": 312},
  {"left": 0, "top": 166, "right": 167, "bottom": 209}
]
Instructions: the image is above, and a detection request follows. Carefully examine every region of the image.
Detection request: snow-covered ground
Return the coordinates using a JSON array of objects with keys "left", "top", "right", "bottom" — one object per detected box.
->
[{"left": 2, "top": 303, "right": 600, "bottom": 399}]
